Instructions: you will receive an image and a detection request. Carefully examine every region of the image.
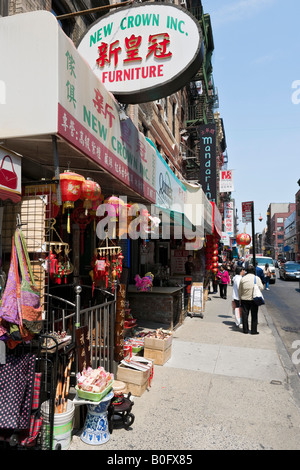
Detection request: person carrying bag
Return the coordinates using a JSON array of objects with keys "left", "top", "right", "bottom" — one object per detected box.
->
[{"left": 238, "top": 265, "right": 264, "bottom": 335}]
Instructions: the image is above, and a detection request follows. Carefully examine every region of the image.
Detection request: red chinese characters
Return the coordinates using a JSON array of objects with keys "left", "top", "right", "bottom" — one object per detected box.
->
[
  {"left": 96, "top": 32, "right": 172, "bottom": 68},
  {"left": 93, "top": 88, "right": 115, "bottom": 128}
]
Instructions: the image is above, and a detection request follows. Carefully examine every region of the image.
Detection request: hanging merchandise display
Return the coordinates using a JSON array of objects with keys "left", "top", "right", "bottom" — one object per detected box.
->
[
  {"left": 80, "top": 178, "right": 101, "bottom": 215},
  {"left": 45, "top": 221, "right": 73, "bottom": 285},
  {"left": 0, "top": 228, "right": 42, "bottom": 349},
  {"left": 59, "top": 171, "right": 85, "bottom": 233},
  {"left": 90, "top": 234, "right": 123, "bottom": 292}
]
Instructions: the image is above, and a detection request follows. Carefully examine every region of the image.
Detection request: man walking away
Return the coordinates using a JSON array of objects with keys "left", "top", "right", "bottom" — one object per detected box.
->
[{"left": 238, "top": 265, "right": 263, "bottom": 335}]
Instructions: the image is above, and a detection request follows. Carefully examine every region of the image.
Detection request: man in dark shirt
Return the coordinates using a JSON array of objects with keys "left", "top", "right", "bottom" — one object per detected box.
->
[{"left": 255, "top": 263, "right": 265, "bottom": 285}]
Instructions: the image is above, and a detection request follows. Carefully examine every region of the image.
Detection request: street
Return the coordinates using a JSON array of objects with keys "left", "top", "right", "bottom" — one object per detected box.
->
[{"left": 263, "top": 269, "right": 300, "bottom": 375}]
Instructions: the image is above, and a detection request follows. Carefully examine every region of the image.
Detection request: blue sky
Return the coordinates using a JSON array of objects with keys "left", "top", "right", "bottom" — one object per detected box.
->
[{"left": 201, "top": 0, "right": 300, "bottom": 234}]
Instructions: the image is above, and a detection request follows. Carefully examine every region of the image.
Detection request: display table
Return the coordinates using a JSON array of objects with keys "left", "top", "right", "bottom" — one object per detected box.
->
[
  {"left": 127, "top": 286, "right": 184, "bottom": 329},
  {"left": 73, "top": 390, "right": 114, "bottom": 446}
]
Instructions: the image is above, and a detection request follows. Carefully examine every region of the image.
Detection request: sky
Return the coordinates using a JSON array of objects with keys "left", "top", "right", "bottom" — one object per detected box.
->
[{"left": 201, "top": 0, "right": 300, "bottom": 235}]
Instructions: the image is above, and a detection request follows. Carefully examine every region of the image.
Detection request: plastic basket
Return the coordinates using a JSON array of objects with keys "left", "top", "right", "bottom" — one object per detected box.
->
[{"left": 75, "top": 380, "right": 114, "bottom": 402}]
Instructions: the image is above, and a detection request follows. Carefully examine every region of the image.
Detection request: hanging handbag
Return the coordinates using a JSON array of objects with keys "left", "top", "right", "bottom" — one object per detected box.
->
[
  {"left": 253, "top": 276, "right": 265, "bottom": 306},
  {"left": 0, "top": 155, "right": 18, "bottom": 190},
  {"left": 14, "top": 228, "right": 43, "bottom": 335}
]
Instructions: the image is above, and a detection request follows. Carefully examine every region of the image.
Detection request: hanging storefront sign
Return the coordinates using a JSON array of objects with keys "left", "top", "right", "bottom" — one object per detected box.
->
[
  {"left": 0, "top": 146, "right": 22, "bottom": 203},
  {"left": 77, "top": 2, "right": 204, "bottom": 104},
  {"left": 219, "top": 169, "right": 234, "bottom": 192},
  {"left": 149, "top": 139, "right": 187, "bottom": 211},
  {"left": 199, "top": 124, "right": 217, "bottom": 203}
]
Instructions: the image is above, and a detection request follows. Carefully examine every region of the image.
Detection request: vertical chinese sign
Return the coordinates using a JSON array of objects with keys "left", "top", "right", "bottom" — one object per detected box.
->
[{"left": 199, "top": 124, "right": 217, "bottom": 203}]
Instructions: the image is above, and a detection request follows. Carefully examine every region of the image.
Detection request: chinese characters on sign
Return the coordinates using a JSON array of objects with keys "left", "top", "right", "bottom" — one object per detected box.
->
[
  {"left": 58, "top": 33, "right": 157, "bottom": 203},
  {"left": 65, "top": 51, "right": 77, "bottom": 108},
  {"left": 75, "top": 326, "right": 91, "bottom": 372},
  {"left": 77, "top": 3, "right": 204, "bottom": 103},
  {"left": 224, "top": 201, "right": 234, "bottom": 237},
  {"left": 219, "top": 169, "right": 234, "bottom": 192}
]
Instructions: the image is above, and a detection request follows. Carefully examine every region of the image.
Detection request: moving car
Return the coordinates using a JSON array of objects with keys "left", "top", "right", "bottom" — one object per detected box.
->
[
  {"left": 249, "top": 256, "right": 276, "bottom": 284},
  {"left": 279, "top": 262, "right": 300, "bottom": 281}
]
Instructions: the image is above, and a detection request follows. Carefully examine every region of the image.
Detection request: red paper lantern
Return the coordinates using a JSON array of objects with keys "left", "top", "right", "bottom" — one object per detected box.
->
[
  {"left": 59, "top": 171, "right": 85, "bottom": 232},
  {"left": 104, "top": 196, "right": 125, "bottom": 218},
  {"left": 236, "top": 233, "right": 251, "bottom": 246},
  {"left": 81, "top": 178, "right": 101, "bottom": 213}
]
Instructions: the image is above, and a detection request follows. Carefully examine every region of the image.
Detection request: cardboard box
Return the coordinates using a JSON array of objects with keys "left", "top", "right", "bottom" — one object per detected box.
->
[
  {"left": 116, "top": 364, "right": 151, "bottom": 397},
  {"left": 117, "top": 364, "right": 150, "bottom": 385},
  {"left": 124, "top": 380, "right": 149, "bottom": 397},
  {"left": 144, "top": 345, "right": 172, "bottom": 366},
  {"left": 144, "top": 334, "right": 172, "bottom": 351}
]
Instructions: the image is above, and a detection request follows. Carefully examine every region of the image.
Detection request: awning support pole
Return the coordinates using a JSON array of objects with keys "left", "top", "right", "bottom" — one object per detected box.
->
[{"left": 52, "top": 135, "right": 62, "bottom": 206}]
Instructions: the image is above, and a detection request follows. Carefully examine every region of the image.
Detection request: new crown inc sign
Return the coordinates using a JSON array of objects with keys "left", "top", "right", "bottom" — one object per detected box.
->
[{"left": 77, "top": 2, "right": 204, "bottom": 104}]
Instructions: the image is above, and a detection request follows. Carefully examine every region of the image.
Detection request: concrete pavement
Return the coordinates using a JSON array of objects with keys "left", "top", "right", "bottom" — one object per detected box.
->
[{"left": 69, "top": 286, "right": 300, "bottom": 450}]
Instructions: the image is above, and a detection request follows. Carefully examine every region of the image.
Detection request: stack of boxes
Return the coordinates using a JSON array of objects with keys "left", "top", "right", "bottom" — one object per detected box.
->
[{"left": 144, "top": 331, "right": 172, "bottom": 366}]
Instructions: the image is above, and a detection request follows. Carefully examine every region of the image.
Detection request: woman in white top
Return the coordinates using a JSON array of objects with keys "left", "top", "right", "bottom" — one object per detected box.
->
[{"left": 232, "top": 266, "right": 245, "bottom": 327}]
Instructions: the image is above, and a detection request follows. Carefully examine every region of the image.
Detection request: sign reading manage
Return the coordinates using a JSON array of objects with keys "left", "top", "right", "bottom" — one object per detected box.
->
[{"left": 77, "top": 2, "right": 204, "bottom": 104}]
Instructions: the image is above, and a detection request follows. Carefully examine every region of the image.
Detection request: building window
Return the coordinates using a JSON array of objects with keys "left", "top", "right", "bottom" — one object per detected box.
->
[
  {"left": 277, "top": 217, "right": 284, "bottom": 223},
  {"left": 0, "top": 0, "right": 8, "bottom": 17}
]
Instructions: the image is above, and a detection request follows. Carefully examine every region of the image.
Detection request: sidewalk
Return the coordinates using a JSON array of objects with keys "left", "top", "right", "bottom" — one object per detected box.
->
[{"left": 70, "top": 286, "right": 300, "bottom": 451}]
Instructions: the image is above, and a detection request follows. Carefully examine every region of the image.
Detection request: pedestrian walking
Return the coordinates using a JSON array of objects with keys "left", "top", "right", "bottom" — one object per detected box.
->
[
  {"left": 263, "top": 263, "right": 271, "bottom": 290},
  {"left": 255, "top": 262, "right": 265, "bottom": 285},
  {"left": 231, "top": 266, "right": 245, "bottom": 327},
  {"left": 217, "top": 265, "right": 230, "bottom": 299},
  {"left": 238, "top": 265, "right": 264, "bottom": 335}
]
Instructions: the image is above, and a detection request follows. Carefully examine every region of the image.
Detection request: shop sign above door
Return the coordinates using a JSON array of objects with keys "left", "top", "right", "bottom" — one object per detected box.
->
[{"left": 77, "top": 2, "right": 204, "bottom": 104}]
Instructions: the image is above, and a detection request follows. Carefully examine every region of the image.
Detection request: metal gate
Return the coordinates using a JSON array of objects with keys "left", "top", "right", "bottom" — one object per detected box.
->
[{"left": 45, "top": 284, "right": 116, "bottom": 373}]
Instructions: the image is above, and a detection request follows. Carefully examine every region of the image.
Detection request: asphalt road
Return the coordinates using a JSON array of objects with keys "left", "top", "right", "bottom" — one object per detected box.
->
[{"left": 263, "top": 269, "right": 300, "bottom": 374}]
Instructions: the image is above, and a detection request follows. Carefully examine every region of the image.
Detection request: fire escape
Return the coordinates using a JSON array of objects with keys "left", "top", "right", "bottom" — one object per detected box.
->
[{"left": 181, "top": 4, "right": 219, "bottom": 182}]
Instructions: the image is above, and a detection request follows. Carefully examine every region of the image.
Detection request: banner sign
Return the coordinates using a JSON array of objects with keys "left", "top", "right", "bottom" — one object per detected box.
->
[
  {"left": 219, "top": 169, "right": 234, "bottom": 192},
  {"left": 199, "top": 124, "right": 217, "bottom": 203},
  {"left": 242, "top": 201, "right": 253, "bottom": 223},
  {"left": 77, "top": 2, "right": 204, "bottom": 104},
  {"left": 224, "top": 201, "right": 234, "bottom": 237}
]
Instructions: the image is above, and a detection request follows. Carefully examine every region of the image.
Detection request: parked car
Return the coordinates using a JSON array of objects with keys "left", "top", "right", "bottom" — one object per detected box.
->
[
  {"left": 249, "top": 256, "right": 276, "bottom": 283},
  {"left": 279, "top": 262, "right": 300, "bottom": 281}
]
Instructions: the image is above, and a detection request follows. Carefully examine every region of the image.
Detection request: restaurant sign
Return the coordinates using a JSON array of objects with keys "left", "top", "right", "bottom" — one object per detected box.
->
[{"left": 77, "top": 2, "right": 204, "bottom": 104}]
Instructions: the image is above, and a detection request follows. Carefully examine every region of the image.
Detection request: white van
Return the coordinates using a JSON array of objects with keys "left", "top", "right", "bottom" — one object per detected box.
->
[{"left": 249, "top": 255, "right": 276, "bottom": 284}]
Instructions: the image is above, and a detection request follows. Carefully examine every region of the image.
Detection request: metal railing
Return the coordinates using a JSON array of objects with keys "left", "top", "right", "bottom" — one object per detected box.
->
[{"left": 44, "top": 283, "right": 116, "bottom": 373}]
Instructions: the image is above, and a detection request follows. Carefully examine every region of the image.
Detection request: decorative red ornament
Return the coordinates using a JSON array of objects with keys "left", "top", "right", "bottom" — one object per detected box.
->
[
  {"left": 59, "top": 171, "right": 85, "bottom": 233},
  {"left": 81, "top": 178, "right": 101, "bottom": 213},
  {"left": 236, "top": 233, "right": 251, "bottom": 246}
]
